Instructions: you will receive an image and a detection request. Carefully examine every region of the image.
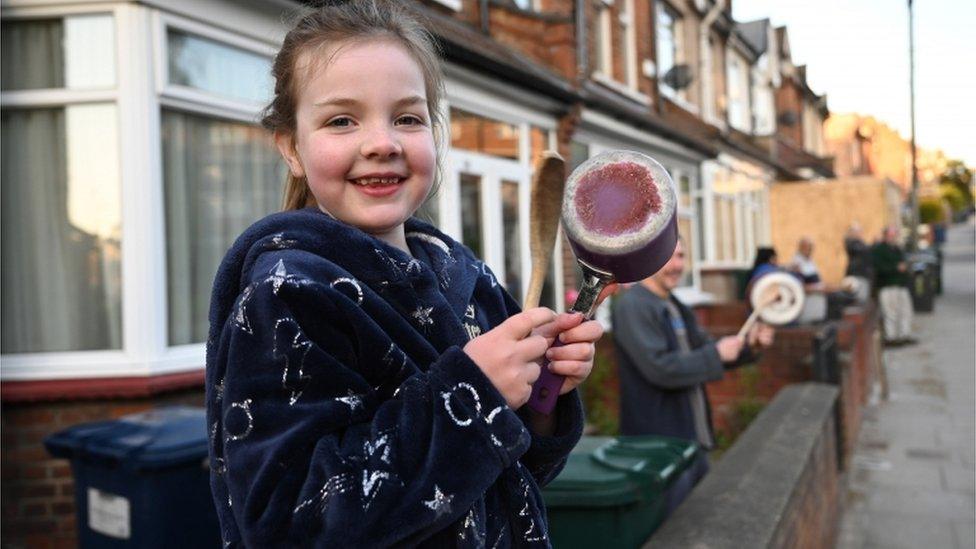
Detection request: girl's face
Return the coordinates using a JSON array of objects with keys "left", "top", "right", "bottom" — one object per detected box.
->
[{"left": 277, "top": 40, "right": 436, "bottom": 246}]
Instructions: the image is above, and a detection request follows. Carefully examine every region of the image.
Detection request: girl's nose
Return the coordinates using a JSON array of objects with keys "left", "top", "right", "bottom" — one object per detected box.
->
[{"left": 360, "top": 126, "right": 403, "bottom": 158}]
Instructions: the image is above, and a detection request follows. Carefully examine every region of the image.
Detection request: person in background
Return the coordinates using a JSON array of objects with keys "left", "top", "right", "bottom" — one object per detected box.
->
[
  {"left": 788, "top": 236, "right": 825, "bottom": 291},
  {"left": 748, "top": 247, "right": 779, "bottom": 285},
  {"left": 872, "top": 226, "right": 916, "bottom": 346},
  {"left": 611, "top": 239, "right": 774, "bottom": 515},
  {"left": 843, "top": 224, "right": 874, "bottom": 303}
]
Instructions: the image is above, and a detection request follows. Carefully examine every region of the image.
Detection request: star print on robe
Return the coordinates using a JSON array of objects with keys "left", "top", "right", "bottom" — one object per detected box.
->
[
  {"left": 205, "top": 208, "right": 584, "bottom": 547},
  {"left": 423, "top": 485, "right": 454, "bottom": 519}
]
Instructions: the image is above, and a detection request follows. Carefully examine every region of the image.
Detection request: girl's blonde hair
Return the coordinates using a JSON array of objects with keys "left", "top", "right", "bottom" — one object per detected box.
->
[{"left": 262, "top": 0, "right": 446, "bottom": 210}]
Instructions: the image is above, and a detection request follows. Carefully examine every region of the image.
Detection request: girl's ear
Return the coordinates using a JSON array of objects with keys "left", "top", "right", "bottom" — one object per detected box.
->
[{"left": 275, "top": 131, "right": 306, "bottom": 178}]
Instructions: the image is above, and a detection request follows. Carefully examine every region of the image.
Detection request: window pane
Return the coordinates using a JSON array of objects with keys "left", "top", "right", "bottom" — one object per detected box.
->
[
  {"left": 1, "top": 15, "right": 115, "bottom": 91},
  {"left": 656, "top": 5, "right": 676, "bottom": 85},
  {"left": 501, "top": 180, "right": 522, "bottom": 299},
  {"left": 459, "top": 173, "right": 483, "bottom": 258},
  {"left": 162, "top": 109, "right": 284, "bottom": 345},
  {"left": 450, "top": 109, "right": 519, "bottom": 160},
  {"left": 2, "top": 105, "right": 122, "bottom": 353},
  {"left": 168, "top": 30, "right": 272, "bottom": 104},
  {"left": 2, "top": 19, "right": 63, "bottom": 90}
]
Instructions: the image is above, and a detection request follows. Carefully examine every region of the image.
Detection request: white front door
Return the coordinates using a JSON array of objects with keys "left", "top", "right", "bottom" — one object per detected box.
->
[{"left": 438, "top": 150, "right": 531, "bottom": 303}]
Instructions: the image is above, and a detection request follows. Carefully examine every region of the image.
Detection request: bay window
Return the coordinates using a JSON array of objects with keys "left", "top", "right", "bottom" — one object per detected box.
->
[{"left": 1, "top": 14, "right": 122, "bottom": 355}]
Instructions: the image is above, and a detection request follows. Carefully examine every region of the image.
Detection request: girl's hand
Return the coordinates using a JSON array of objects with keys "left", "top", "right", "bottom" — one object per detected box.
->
[
  {"left": 541, "top": 315, "right": 604, "bottom": 395},
  {"left": 463, "top": 308, "right": 558, "bottom": 409}
]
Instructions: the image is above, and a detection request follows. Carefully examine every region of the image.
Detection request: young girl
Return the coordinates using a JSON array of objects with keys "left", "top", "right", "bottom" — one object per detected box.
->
[{"left": 206, "top": 1, "right": 605, "bottom": 546}]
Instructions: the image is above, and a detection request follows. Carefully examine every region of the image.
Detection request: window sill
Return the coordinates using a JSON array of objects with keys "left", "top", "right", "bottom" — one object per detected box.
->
[{"left": 0, "top": 369, "right": 205, "bottom": 403}]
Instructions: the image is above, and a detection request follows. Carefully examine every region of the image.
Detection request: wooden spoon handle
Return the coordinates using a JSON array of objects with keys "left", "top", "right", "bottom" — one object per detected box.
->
[
  {"left": 524, "top": 266, "right": 547, "bottom": 310},
  {"left": 524, "top": 151, "right": 565, "bottom": 309}
]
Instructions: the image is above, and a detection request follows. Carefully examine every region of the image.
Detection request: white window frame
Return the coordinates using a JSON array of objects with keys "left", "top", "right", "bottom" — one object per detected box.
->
[
  {"left": 726, "top": 47, "right": 751, "bottom": 133},
  {"left": 699, "top": 158, "right": 773, "bottom": 270},
  {"left": 153, "top": 10, "right": 277, "bottom": 361},
  {"left": 439, "top": 85, "right": 564, "bottom": 312},
  {"left": 1, "top": 5, "right": 130, "bottom": 381},
  {"left": 1, "top": 3, "right": 279, "bottom": 381},
  {"left": 655, "top": 1, "right": 678, "bottom": 99},
  {"left": 154, "top": 11, "right": 277, "bottom": 124},
  {"left": 594, "top": 0, "right": 614, "bottom": 81}
]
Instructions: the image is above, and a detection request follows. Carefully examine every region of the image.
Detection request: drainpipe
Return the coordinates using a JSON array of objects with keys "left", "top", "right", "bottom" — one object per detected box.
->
[
  {"left": 480, "top": 0, "right": 490, "bottom": 34},
  {"left": 576, "top": 0, "right": 588, "bottom": 81},
  {"left": 699, "top": 0, "right": 726, "bottom": 123}
]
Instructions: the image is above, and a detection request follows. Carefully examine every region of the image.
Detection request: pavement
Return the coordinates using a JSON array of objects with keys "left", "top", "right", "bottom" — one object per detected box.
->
[{"left": 837, "top": 220, "right": 976, "bottom": 549}]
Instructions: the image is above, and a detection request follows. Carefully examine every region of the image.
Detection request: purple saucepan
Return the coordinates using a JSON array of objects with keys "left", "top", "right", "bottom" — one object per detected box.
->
[{"left": 528, "top": 150, "right": 678, "bottom": 415}]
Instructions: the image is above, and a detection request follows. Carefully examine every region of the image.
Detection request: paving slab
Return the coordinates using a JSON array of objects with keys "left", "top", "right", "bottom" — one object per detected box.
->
[{"left": 836, "top": 222, "right": 976, "bottom": 549}]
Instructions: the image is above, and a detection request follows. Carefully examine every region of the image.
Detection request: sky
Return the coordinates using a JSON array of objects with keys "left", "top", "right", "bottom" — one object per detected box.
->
[{"left": 732, "top": 0, "right": 976, "bottom": 166}]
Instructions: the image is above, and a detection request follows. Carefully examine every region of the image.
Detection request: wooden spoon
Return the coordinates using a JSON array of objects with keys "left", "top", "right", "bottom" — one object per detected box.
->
[{"left": 524, "top": 151, "right": 566, "bottom": 309}]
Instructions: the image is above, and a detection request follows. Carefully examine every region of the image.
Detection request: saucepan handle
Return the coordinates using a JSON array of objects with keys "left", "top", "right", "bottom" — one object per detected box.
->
[{"left": 526, "top": 264, "right": 613, "bottom": 415}]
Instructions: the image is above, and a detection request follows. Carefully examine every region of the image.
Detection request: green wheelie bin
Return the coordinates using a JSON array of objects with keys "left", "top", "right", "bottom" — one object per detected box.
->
[{"left": 542, "top": 436, "right": 702, "bottom": 548}]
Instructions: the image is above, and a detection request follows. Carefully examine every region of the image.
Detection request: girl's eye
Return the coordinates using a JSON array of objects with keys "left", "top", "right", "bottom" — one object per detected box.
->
[
  {"left": 325, "top": 116, "right": 354, "bottom": 128},
  {"left": 395, "top": 114, "right": 425, "bottom": 126}
]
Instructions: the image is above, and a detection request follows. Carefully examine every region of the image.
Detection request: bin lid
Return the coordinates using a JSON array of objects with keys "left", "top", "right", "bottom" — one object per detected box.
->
[
  {"left": 44, "top": 406, "right": 208, "bottom": 471},
  {"left": 543, "top": 451, "right": 640, "bottom": 508},
  {"left": 592, "top": 436, "right": 700, "bottom": 486}
]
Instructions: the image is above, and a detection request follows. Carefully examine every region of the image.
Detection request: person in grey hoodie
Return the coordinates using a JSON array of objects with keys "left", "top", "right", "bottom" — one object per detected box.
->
[{"left": 611, "top": 240, "right": 773, "bottom": 508}]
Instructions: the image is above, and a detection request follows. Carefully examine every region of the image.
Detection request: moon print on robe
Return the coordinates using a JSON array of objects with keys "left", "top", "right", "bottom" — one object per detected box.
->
[
  {"left": 330, "top": 277, "right": 364, "bottom": 306},
  {"left": 440, "top": 382, "right": 482, "bottom": 427},
  {"left": 224, "top": 399, "right": 254, "bottom": 442},
  {"left": 382, "top": 343, "right": 407, "bottom": 373},
  {"left": 423, "top": 485, "right": 454, "bottom": 519},
  {"left": 292, "top": 472, "right": 354, "bottom": 515},
  {"left": 274, "top": 318, "right": 312, "bottom": 406}
]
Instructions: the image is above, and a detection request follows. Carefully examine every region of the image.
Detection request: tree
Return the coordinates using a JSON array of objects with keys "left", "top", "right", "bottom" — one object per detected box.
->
[{"left": 939, "top": 160, "right": 974, "bottom": 210}]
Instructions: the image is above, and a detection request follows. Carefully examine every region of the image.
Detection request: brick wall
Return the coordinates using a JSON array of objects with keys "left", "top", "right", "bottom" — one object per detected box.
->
[
  {"left": 488, "top": 2, "right": 577, "bottom": 81},
  {"left": 694, "top": 300, "right": 880, "bottom": 467},
  {"left": 776, "top": 79, "right": 804, "bottom": 147},
  {"left": 769, "top": 177, "right": 902, "bottom": 286},
  {"left": 647, "top": 383, "right": 842, "bottom": 549},
  {"left": 1, "top": 388, "right": 205, "bottom": 548}
]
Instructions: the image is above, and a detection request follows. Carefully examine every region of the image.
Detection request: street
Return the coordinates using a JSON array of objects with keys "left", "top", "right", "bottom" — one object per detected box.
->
[{"left": 837, "top": 221, "right": 976, "bottom": 548}]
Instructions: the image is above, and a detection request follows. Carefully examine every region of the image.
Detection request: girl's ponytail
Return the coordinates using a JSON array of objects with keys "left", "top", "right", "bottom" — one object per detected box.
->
[{"left": 282, "top": 174, "right": 314, "bottom": 210}]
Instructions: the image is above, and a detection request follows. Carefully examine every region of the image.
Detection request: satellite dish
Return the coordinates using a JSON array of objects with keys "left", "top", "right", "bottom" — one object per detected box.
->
[{"left": 662, "top": 64, "right": 694, "bottom": 90}]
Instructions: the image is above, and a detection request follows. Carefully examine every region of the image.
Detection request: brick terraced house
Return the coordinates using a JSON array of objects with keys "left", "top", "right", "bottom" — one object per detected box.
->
[{"left": 0, "top": 0, "right": 835, "bottom": 545}]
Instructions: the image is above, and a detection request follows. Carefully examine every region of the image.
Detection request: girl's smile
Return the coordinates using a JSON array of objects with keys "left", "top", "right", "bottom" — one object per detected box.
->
[{"left": 276, "top": 40, "right": 436, "bottom": 252}]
